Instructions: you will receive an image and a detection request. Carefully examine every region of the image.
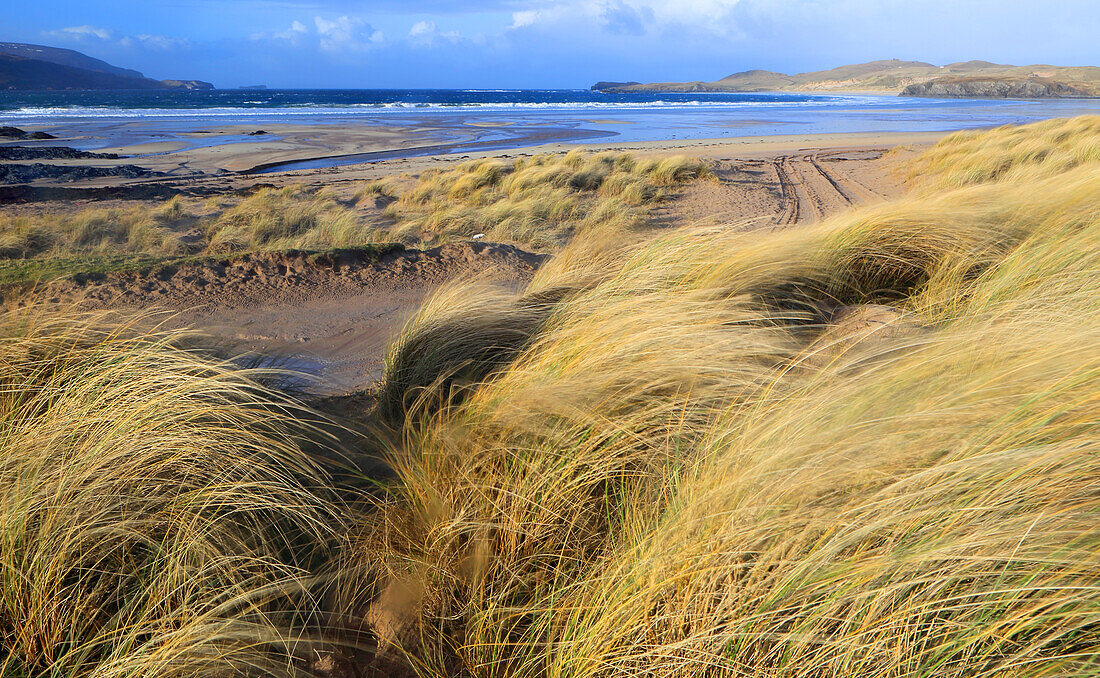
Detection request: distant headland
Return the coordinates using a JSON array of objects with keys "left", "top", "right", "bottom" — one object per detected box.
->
[
  {"left": 593, "top": 59, "right": 1100, "bottom": 98},
  {"left": 0, "top": 42, "right": 213, "bottom": 90}
]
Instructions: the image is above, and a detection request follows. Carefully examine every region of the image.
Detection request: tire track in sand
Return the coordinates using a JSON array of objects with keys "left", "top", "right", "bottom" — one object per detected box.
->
[{"left": 771, "top": 153, "right": 885, "bottom": 225}]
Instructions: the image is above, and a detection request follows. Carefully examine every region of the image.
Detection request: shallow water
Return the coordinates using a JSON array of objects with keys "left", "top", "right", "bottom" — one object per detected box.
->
[{"left": 5, "top": 89, "right": 1100, "bottom": 168}]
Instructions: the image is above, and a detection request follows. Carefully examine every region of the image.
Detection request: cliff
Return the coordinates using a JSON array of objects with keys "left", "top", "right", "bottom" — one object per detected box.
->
[
  {"left": 0, "top": 42, "right": 145, "bottom": 79},
  {"left": 901, "top": 77, "right": 1095, "bottom": 99}
]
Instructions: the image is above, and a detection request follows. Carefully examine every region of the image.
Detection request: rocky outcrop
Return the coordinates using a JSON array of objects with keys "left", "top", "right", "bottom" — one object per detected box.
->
[
  {"left": 0, "top": 163, "right": 164, "bottom": 185},
  {"left": 160, "top": 79, "right": 215, "bottom": 90},
  {"left": 0, "top": 146, "right": 119, "bottom": 160},
  {"left": 901, "top": 77, "right": 1095, "bottom": 99},
  {"left": 591, "top": 81, "right": 641, "bottom": 92}
]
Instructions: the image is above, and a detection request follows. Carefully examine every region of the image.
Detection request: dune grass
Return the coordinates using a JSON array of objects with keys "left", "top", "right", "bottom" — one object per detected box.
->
[
  {"left": 204, "top": 185, "right": 386, "bottom": 253},
  {"left": 0, "top": 153, "right": 706, "bottom": 286},
  {"left": 0, "top": 308, "right": 346, "bottom": 677},
  {"left": 3, "top": 118, "right": 1099, "bottom": 677},
  {"left": 382, "top": 151, "right": 710, "bottom": 249},
  {"left": 0, "top": 197, "right": 191, "bottom": 261},
  {"left": 356, "top": 117, "right": 1100, "bottom": 676},
  {"left": 0, "top": 186, "right": 396, "bottom": 287},
  {"left": 905, "top": 114, "right": 1100, "bottom": 191}
]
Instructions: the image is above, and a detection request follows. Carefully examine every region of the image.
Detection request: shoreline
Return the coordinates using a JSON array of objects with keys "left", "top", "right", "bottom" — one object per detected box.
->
[
  {"left": 0, "top": 122, "right": 952, "bottom": 200},
  {"left": 239, "top": 129, "right": 952, "bottom": 186}
]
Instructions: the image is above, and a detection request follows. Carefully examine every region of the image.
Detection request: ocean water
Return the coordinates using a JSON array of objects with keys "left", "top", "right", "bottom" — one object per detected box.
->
[{"left": 4, "top": 89, "right": 1100, "bottom": 170}]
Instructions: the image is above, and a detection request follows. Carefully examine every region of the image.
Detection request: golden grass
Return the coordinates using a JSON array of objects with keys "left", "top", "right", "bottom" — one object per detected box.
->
[
  {"left": 0, "top": 308, "right": 344, "bottom": 677},
  {"left": 204, "top": 185, "right": 385, "bottom": 253},
  {"left": 359, "top": 117, "right": 1100, "bottom": 676},
  {"left": 906, "top": 115, "right": 1100, "bottom": 191},
  {"left": 4, "top": 118, "right": 1100, "bottom": 677},
  {"left": 0, "top": 185, "right": 386, "bottom": 267},
  {"left": 382, "top": 151, "right": 709, "bottom": 249},
  {"left": 0, "top": 200, "right": 189, "bottom": 260},
  {"left": 0, "top": 152, "right": 706, "bottom": 284}
]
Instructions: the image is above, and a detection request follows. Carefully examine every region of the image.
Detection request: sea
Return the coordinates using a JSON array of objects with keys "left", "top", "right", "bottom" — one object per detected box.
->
[{"left": 4, "top": 89, "right": 1100, "bottom": 171}]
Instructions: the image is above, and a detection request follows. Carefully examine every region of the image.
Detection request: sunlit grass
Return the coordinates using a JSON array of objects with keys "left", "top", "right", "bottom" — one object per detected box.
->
[
  {"left": 0, "top": 307, "right": 346, "bottom": 677},
  {"left": 4, "top": 118, "right": 1100, "bottom": 677},
  {"left": 357, "top": 117, "right": 1100, "bottom": 677},
  {"left": 383, "top": 151, "right": 710, "bottom": 249},
  {"left": 905, "top": 115, "right": 1100, "bottom": 191}
]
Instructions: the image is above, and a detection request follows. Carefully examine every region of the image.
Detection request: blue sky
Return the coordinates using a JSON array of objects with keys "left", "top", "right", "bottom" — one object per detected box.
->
[{"left": 3, "top": 0, "right": 1098, "bottom": 88}]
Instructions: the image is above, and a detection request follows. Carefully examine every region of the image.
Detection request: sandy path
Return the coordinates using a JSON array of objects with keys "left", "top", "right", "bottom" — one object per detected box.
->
[{"left": 652, "top": 147, "right": 905, "bottom": 230}]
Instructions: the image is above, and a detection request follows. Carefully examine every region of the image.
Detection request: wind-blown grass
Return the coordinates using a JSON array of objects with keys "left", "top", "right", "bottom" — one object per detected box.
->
[
  {"left": 383, "top": 151, "right": 709, "bottom": 249},
  {"left": 4, "top": 118, "right": 1099, "bottom": 677},
  {"left": 356, "top": 117, "right": 1100, "bottom": 677},
  {"left": 0, "top": 186, "right": 395, "bottom": 287},
  {"left": 905, "top": 114, "right": 1100, "bottom": 191},
  {"left": 0, "top": 197, "right": 190, "bottom": 260},
  {"left": 0, "top": 308, "right": 344, "bottom": 677},
  {"left": 205, "top": 185, "right": 385, "bottom": 253}
]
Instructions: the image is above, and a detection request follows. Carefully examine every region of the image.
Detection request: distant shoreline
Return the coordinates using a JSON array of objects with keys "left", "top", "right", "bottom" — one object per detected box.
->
[{"left": 4, "top": 89, "right": 1100, "bottom": 198}]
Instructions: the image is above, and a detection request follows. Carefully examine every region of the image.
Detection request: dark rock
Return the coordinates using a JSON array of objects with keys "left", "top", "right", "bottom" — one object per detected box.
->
[
  {"left": 0, "top": 126, "right": 26, "bottom": 138},
  {"left": 248, "top": 130, "right": 268, "bottom": 136},
  {"left": 591, "top": 81, "right": 641, "bottom": 92},
  {"left": 901, "top": 76, "right": 1095, "bottom": 99},
  {"left": 0, "top": 163, "right": 165, "bottom": 185},
  {"left": 0, "top": 146, "right": 118, "bottom": 160}
]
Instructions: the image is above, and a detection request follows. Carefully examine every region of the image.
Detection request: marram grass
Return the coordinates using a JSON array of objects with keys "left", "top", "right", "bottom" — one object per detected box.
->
[
  {"left": 359, "top": 116, "right": 1100, "bottom": 677},
  {"left": 0, "top": 308, "right": 344, "bottom": 677},
  {"left": 382, "top": 151, "right": 710, "bottom": 249},
  {"left": 3, "top": 117, "right": 1100, "bottom": 678}
]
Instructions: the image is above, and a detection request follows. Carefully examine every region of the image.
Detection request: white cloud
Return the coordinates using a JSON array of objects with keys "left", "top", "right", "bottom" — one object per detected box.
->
[
  {"left": 257, "top": 16, "right": 383, "bottom": 50},
  {"left": 509, "top": 11, "right": 540, "bottom": 28},
  {"left": 408, "top": 20, "right": 460, "bottom": 46},
  {"left": 44, "top": 25, "right": 187, "bottom": 50},
  {"left": 408, "top": 20, "right": 435, "bottom": 38},
  {"left": 271, "top": 20, "right": 309, "bottom": 41},
  {"left": 135, "top": 34, "right": 187, "bottom": 50},
  {"left": 501, "top": 0, "right": 749, "bottom": 37},
  {"left": 314, "top": 16, "right": 384, "bottom": 50},
  {"left": 601, "top": 0, "right": 653, "bottom": 35},
  {"left": 47, "top": 25, "right": 115, "bottom": 41}
]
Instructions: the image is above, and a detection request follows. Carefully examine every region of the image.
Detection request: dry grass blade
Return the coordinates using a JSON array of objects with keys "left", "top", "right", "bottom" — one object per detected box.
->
[
  {"left": 354, "top": 116, "right": 1100, "bottom": 677},
  {"left": 0, "top": 307, "right": 346, "bottom": 677}
]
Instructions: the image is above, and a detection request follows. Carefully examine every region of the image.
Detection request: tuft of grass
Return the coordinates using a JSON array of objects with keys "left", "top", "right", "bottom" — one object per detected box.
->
[
  {"left": 0, "top": 186, "right": 401, "bottom": 287},
  {"left": 382, "top": 152, "right": 709, "bottom": 250},
  {"left": 355, "top": 117, "right": 1100, "bottom": 676},
  {"left": 0, "top": 207, "right": 186, "bottom": 261},
  {"left": 0, "top": 244, "right": 401, "bottom": 289},
  {"left": 205, "top": 184, "right": 384, "bottom": 253},
  {"left": 906, "top": 115, "right": 1100, "bottom": 191},
  {"left": 0, "top": 306, "right": 345, "bottom": 677}
]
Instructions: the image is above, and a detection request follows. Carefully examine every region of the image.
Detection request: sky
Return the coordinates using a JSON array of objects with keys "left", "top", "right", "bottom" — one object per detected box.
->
[{"left": 2, "top": 0, "right": 1098, "bottom": 89}]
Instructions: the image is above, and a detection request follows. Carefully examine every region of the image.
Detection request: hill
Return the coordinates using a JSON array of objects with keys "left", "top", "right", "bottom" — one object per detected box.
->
[
  {"left": 594, "top": 59, "right": 1100, "bottom": 97},
  {"left": 0, "top": 42, "right": 213, "bottom": 90},
  {"left": 0, "top": 42, "right": 146, "bottom": 79}
]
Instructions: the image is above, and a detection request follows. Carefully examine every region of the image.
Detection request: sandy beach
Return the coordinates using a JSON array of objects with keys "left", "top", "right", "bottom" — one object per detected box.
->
[
  {"left": 5, "top": 14, "right": 1100, "bottom": 671},
  {"left": 0, "top": 122, "right": 932, "bottom": 395}
]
